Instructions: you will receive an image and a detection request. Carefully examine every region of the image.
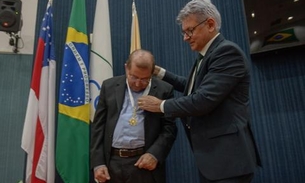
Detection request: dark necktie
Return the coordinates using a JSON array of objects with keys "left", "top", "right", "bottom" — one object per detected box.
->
[
  {"left": 186, "top": 54, "right": 204, "bottom": 130},
  {"left": 187, "top": 54, "right": 204, "bottom": 95},
  {"left": 195, "top": 54, "right": 204, "bottom": 73}
]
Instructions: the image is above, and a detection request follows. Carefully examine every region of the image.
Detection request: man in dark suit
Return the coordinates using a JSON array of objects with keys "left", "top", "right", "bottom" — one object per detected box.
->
[
  {"left": 138, "top": 1, "right": 261, "bottom": 183},
  {"left": 90, "top": 49, "right": 177, "bottom": 183}
]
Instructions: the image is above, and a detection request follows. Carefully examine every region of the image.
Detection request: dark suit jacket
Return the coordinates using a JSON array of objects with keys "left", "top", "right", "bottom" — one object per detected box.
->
[
  {"left": 163, "top": 34, "right": 261, "bottom": 180},
  {"left": 90, "top": 75, "right": 177, "bottom": 182}
]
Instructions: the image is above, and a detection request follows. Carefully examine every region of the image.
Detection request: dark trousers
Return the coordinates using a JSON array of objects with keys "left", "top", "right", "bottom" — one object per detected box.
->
[
  {"left": 107, "top": 155, "right": 156, "bottom": 183},
  {"left": 199, "top": 172, "right": 254, "bottom": 183}
]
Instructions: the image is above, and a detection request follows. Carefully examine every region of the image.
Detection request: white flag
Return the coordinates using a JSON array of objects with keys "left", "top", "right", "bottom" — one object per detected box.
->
[{"left": 90, "top": 0, "right": 113, "bottom": 121}]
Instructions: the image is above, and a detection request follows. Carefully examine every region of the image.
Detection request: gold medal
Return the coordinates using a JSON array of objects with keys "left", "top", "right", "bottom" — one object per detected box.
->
[
  {"left": 126, "top": 80, "right": 149, "bottom": 127},
  {"left": 129, "top": 106, "right": 138, "bottom": 126},
  {"left": 129, "top": 117, "right": 137, "bottom": 126}
]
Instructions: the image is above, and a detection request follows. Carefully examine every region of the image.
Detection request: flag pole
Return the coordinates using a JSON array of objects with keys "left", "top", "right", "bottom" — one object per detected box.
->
[{"left": 130, "top": 0, "right": 141, "bottom": 53}]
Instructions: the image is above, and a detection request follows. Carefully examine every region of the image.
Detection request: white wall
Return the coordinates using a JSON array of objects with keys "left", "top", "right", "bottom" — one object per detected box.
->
[{"left": 0, "top": 0, "right": 38, "bottom": 54}]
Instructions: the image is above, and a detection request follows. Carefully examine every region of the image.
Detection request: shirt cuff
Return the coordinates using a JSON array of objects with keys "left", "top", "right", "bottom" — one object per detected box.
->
[
  {"left": 94, "top": 165, "right": 106, "bottom": 172},
  {"left": 160, "top": 100, "right": 165, "bottom": 113},
  {"left": 156, "top": 68, "right": 166, "bottom": 79},
  {"left": 147, "top": 153, "right": 158, "bottom": 161}
]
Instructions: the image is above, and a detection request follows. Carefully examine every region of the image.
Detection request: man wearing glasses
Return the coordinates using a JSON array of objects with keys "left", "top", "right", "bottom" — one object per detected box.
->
[
  {"left": 90, "top": 49, "right": 177, "bottom": 183},
  {"left": 138, "top": 0, "right": 261, "bottom": 183}
]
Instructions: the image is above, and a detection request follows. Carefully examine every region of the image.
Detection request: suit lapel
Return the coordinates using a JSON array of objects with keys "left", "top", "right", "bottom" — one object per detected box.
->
[
  {"left": 148, "top": 78, "right": 157, "bottom": 96},
  {"left": 205, "top": 34, "right": 224, "bottom": 58},
  {"left": 115, "top": 76, "right": 127, "bottom": 113},
  {"left": 197, "top": 34, "right": 224, "bottom": 74},
  {"left": 144, "top": 78, "right": 159, "bottom": 127},
  {"left": 194, "top": 34, "right": 225, "bottom": 88}
]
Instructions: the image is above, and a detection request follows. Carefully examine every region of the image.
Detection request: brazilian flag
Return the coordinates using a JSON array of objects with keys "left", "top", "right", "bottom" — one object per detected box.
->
[
  {"left": 56, "top": 0, "right": 90, "bottom": 182},
  {"left": 263, "top": 28, "right": 299, "bottom": 46}
]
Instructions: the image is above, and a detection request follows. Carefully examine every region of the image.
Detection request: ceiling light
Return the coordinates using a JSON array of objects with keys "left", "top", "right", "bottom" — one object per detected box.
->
[
  {"left": 288, "top": 16, "right": 293, "bottom": 20},
  {"left": 251, "top": 12, "right": 255, "bottom": 18}
]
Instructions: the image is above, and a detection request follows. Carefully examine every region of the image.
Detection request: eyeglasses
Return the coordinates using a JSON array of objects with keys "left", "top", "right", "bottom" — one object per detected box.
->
[
  {"left": 128, "top": 74, "right": 151, "bottom": 84},
  {"left": 181, "top": 18, "right": 208, "bottom": 38}
]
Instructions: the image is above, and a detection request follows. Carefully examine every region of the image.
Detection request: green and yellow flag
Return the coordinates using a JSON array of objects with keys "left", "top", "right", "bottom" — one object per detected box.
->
[
  {"left": 263, "top": 28, "right": 299, "bottom": 46},
  {"left": 56, "top": 0, "right": 90, "bottom": 182}
]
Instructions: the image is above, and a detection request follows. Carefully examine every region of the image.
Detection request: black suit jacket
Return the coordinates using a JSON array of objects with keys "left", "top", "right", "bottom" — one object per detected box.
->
[
  {"left": 90, "top": 75, "right": 177, "bottom": 182},
  {"left": 163, "top": 34, "right": 261, "bottom": 180}
]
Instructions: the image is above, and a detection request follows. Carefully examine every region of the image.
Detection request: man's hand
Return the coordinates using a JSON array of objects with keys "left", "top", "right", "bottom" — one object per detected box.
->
[
  {"left": 138, "top": 95, "right": 162, "bottom": 112},
  {"left": 94, "top": 166, "right": 110, "bottom": 183},
  {"left": 153, "top": 65, "right": 161, "bottom": 76},
  {"left": 134, "top": 153, "right": 158, "bottom": 171}
]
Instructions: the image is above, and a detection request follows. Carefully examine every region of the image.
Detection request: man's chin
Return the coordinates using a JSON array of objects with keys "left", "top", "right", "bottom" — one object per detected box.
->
[
  {"left": 189, "top": 44, "right": 197, "bottom": 51},
  {"left": 131, "top": 88, "right": 144, "bottom": 93}
]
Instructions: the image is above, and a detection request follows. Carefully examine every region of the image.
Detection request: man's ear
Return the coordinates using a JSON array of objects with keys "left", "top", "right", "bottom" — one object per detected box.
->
[{"left": 207, "top": 18, "right": 216, "bottom": 32}]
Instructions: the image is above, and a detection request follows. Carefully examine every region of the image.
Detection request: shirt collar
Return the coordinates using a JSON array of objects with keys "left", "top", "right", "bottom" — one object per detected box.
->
[{"left": 199, "top": 33, "right": 220, "bottom": 57}]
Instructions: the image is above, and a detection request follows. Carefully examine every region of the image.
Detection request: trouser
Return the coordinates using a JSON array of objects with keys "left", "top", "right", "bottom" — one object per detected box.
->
[{"left": 107, "top": 155, "right": 157, "bottom": 183}]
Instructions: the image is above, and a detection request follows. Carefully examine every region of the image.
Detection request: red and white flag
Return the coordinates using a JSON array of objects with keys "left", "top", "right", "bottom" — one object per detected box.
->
[{"left": 21, "top": 1, "right": 55, "bottom": 182}]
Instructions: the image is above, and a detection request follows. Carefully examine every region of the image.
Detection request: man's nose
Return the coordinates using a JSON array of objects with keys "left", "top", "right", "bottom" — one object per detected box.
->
[
  {"left": 183, "top": 34, "right": 190, "bottom": 41},
  {"left": 135, "top": 80, "right": 141, "bottom": 86}
]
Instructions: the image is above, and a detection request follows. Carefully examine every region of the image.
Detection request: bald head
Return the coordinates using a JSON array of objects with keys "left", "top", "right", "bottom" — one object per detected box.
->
[{"left": 126, "top": 49, "right": 155, "bottom": 74}]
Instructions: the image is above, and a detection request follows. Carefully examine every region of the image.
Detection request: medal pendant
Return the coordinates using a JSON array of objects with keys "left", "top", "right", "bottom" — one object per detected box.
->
[{"left": 129, "top": 117, "right": 137, "bottom": 126}]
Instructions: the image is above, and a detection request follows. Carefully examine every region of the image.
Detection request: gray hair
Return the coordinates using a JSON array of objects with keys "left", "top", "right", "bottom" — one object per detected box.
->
[{"left": 176, "top": 0, "right": 221, "bottom": 32}]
